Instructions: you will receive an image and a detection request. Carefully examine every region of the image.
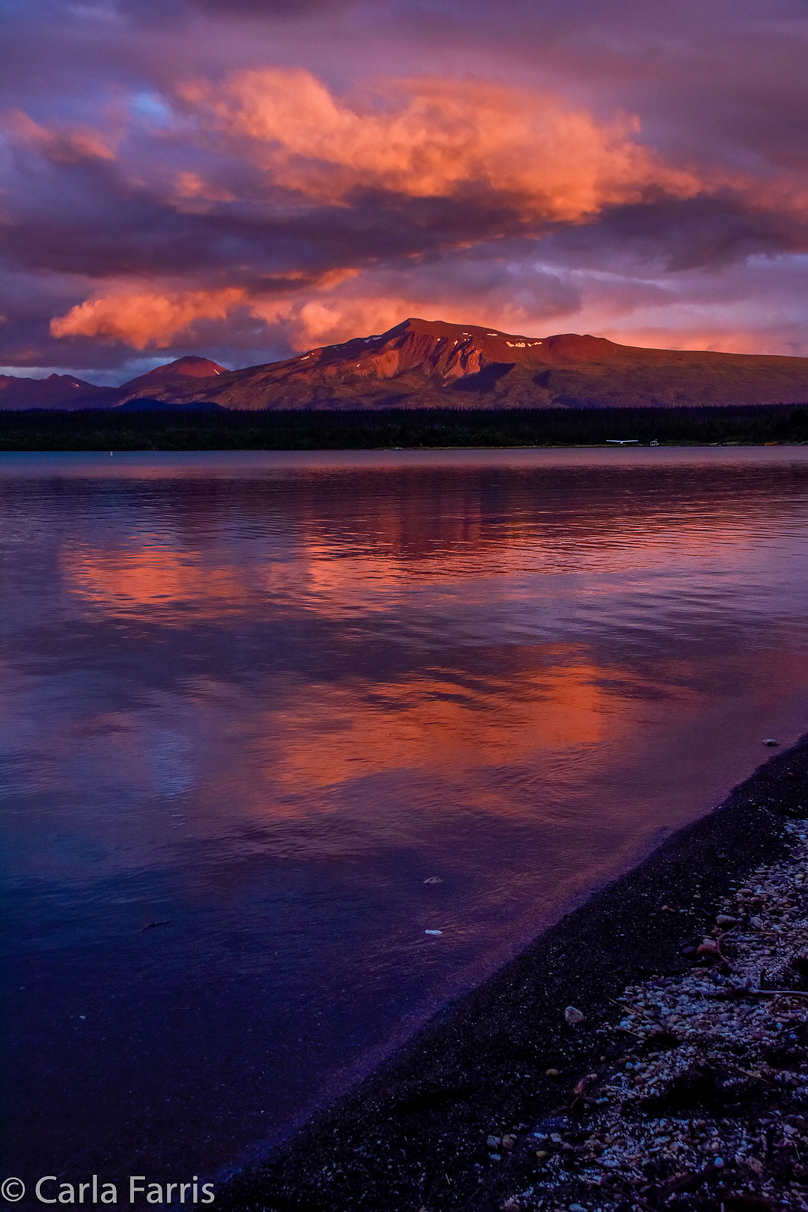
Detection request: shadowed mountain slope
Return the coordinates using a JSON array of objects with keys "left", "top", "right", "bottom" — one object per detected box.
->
[{"left": 0, "top": 372, "right": 111, "bottom": 410}]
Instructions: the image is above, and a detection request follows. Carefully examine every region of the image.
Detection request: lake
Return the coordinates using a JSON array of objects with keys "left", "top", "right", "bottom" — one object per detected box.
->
[{"left": 3, "top": 447, "right": 808, "bottom": 1184}]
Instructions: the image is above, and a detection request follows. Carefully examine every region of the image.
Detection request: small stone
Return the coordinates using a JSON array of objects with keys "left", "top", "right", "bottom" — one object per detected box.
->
[
  {"left": 713, "top": 1156, "right": 724, "bottom": 1168},
  {"left": 569, "top": 1205, "right": 588, "bottom": 1212},
  {"left": 564, "top": 1005, "right": 585, "bottom": 1024},
  {"left": 423, "top": 876, "right": 443, "bottom": 885},
  {"left": 763, "top": 739, "right": 780, "bottom": 746},
  {"left": 489, "top": 1152, "right": 501, "bottom": 1161},
  {"left": 535, "top": 1150, "right": 549, "bottom": 1160},
  {"left": 546, "top": 1068, "right": 560, "bottom": 1077},
  {"left": 487, "top": 1135, "right": 501, "bottom": 1148},
  {"left": 716, "top": 914, "right": 739, "bottom": 926},
  {"left": 501, "top": 1134, "right": 516, "bottom": 1150}
]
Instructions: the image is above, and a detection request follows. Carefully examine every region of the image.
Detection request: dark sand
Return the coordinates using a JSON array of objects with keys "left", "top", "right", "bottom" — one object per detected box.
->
[{"left": 216, "top": 737, "right": 808, "bottom": 1212}]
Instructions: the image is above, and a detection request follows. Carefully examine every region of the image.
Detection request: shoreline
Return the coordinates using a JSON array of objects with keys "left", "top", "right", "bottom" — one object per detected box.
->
[{"left": 217, "top": 735, "right": 808, "bottom": 1212}]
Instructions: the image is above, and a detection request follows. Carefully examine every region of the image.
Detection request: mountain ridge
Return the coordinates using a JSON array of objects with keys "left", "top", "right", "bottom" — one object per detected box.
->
[
  {"left": 5, "top": 318, "right": 808, "bottom": 410},
  {"left": 119, "top": 318, "right": 808, "bottom": 411}
]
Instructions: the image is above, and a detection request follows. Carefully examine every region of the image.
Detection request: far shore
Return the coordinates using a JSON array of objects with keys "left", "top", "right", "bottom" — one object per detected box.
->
[{"left": 1, "top": 402, "right": 808, "bottom": 451}]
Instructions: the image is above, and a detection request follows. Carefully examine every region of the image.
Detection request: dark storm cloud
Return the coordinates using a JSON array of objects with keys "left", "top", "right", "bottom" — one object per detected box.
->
[{"left": 548, "top": 194, "right": 808, "bottom": 273}]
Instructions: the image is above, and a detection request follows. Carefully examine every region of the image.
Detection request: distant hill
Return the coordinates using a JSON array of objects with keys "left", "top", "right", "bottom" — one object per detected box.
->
[
  {"left": 7, "top": 320, "right": 808, "bottom": 410},
  {"left": 0, "top": 372, "right": 111, "bottom": 410},
  {"left": 0, "top": 356, "right": 228, "bottom": 411},
  {"left": 112, "top": 319, "right": 808, "bottom": 412}
]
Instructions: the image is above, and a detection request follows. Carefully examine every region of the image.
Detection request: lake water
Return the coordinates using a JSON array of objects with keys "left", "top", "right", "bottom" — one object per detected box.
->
[{"left": 3, "top": 447, "right": 808, "bottom": 1184}]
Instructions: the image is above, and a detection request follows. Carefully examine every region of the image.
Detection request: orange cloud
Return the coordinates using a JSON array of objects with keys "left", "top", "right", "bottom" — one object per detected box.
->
[
  {"left": 260, "top": 294, "right": 411, "bottom": 350},
  {"left": 171, "top": 170, "right": 236, "bottom": 212},
  {"left": 50, "top": 286, "right": 248, "bottom": 348},
  {"left": 3, "top": 109, "right": 115, "bottom": 164},
  {"left": 49, "top": 273, "right": 566, "bottom": 353},
  {"left": 49, "top": 71, "right": 765, "bottom": 354},
  {"left": 49, "top": 266, "right": 370, "bottom": 349},
  {"left": 179, "top": 69, "right": 705, "bottom": 220}
]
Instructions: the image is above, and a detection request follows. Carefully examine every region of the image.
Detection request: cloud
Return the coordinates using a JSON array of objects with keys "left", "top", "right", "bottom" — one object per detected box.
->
[
  {"left": 41, "top": 69, "right": 716, "bottom": 355},
  {"left": 50, "top": 287, "right": 248, "bottom": 348},
  {"left": 178, "top": 69, "right": 705, "bottom": 223},
  {"left": 2, "top": 109, "right": 115, "bottom": 165},
  {"left": 47, "top": 251, "right": 581, "bottom": 352}
]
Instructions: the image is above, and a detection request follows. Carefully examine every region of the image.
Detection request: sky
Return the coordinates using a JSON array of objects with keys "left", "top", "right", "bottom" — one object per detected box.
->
[{"left": 2, "top": 0, "right": 808, "bottom": 384}]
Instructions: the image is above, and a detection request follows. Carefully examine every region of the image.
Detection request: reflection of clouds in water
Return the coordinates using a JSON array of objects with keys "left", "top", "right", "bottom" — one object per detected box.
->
[
  {"left": 6, "top": 451, "right": 808, "bottom": 882},
  {"left": 60, "top": 544, "right": 251, "bottom": 621},
  {"left": 258, "top": 662, "right": 624, "bottom": 803}
]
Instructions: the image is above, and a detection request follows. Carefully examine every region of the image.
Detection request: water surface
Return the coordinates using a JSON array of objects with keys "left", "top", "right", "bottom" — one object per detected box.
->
[{"left": 3, "top": 447, "right": 808, "bottom": 1182}]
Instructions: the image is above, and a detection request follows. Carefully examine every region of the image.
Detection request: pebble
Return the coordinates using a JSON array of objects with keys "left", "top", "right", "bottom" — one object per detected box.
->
[{"left": 491, "top": 815, "right": 808, "bottom": 1211}]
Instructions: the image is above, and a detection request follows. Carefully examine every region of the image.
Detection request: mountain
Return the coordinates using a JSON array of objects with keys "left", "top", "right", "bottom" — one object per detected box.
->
[
  {"left": 0, "top": 356, "right": 229, "bottom": 411},
  {"left": 114, "top": 319, "right": 808, "bottom": 411},
  {"left": 0, "top": 372, "right": 110, "bottom": 410},
  {"left": 7, "top": 321, "right": 808, "bottom": 412},
  {"left": 119, "top": 355, "right": 228, "bottom": 393}
]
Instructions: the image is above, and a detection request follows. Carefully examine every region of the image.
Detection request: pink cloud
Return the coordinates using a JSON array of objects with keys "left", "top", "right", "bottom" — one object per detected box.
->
[
  {"left": 3, "top": 109, "right": 115, "bottom": 164},
  {"left": 178, "top": 69, "right": 706, "bottom": 222},
  {"left": 50, "top": 287, "right": 249, "bottom": 348}
]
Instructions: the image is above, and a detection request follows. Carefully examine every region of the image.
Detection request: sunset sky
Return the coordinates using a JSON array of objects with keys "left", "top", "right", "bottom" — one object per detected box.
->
[{"left": 3, "top": 0, "right": 808, "bottom": 383}]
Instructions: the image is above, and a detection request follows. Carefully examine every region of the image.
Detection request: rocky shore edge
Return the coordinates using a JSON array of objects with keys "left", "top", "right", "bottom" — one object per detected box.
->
[{"left": 217, "top": 735, "right": 808, "bottom": 1212}]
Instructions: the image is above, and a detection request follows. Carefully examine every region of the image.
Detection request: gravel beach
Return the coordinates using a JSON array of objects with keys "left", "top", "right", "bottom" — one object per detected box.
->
[{"left": 218, "top": 737, "right": 808, "bottom": 1212}]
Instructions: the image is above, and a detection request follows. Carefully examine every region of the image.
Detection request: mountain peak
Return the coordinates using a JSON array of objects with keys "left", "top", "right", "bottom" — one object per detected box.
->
[{"left": 121, "top": 356, "right": 228, "bottom": 391}]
